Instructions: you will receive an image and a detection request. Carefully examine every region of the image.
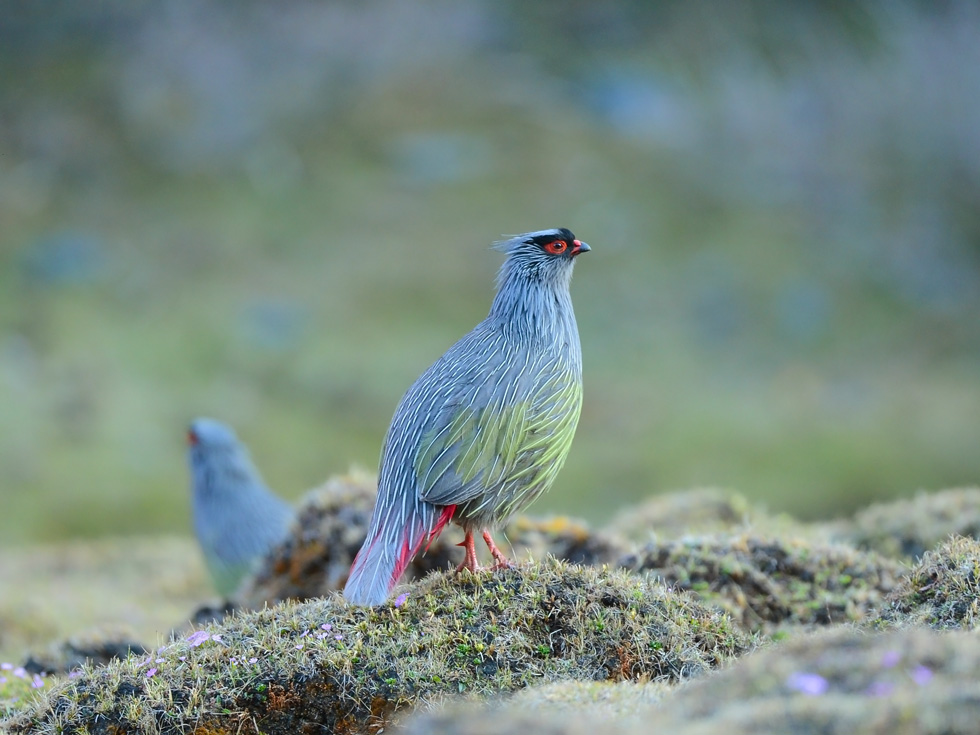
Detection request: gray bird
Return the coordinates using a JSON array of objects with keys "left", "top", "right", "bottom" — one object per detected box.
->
[
  {"left": 187, "top": 418, "right": 294, "bottom": 597},
  {"left": 344, "top": 228, "right": 590, "bottom": 606}
]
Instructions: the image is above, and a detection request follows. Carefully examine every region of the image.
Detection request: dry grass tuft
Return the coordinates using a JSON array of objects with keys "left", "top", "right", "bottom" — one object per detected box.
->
[{"left": 874, "top": 535, "right": 980, "bottom": 630}]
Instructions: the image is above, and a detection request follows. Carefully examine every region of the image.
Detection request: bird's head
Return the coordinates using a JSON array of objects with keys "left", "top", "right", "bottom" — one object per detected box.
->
[
  {"left": 187, "top": 417, "right": 265, "bottom": 494},
  {"left": 493, "top": 228, "right": 590, "bottom": 289},
  {"left": 187, "top": 418, "right": 240, "bottom": 450}
]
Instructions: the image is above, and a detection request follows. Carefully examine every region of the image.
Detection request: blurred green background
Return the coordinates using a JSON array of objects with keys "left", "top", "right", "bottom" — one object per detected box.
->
[{"left": 2, "top": 0, "right": 979, "bottom": 546}]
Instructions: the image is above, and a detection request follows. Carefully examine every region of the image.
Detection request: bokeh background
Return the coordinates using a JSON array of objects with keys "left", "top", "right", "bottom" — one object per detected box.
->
[{"left": 2, "top": 0, "right": 980, "bottom": 546}]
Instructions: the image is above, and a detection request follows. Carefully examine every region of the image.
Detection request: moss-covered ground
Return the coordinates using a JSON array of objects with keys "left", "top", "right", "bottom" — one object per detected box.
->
[
  {"left": 2, "top": 560, "right": 751, "bottom": 734},
  {"left": 618, "top": 533, "right": 902, "bottom": 634},
  {"left": 833, "top": 488, "right": 980, "bottom": 559},
  {"left": 873, "top": 536, "right": 980, "bottom": 630},
  {"left": 402, "top": 628, "right": 980, "bottom": 735},
  {"left": 9, "top": 484, "right": 980, "bottom": 733}
]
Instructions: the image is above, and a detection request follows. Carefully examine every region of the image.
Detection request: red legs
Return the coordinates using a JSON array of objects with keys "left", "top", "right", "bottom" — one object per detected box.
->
[
  {"left": 483, "top": 530, "right": 515, "bottom": 570},
  {"left": 456, "top": 530, "right": 480, "bottom": 573},
  {"left": 455, "top": 529, "right": 515, "bottom": 574}
]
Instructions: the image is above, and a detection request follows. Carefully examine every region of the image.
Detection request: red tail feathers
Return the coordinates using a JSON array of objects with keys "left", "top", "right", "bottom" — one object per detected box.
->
[{"left": 344, "top": 504, "right": 456, "bottom": 606}]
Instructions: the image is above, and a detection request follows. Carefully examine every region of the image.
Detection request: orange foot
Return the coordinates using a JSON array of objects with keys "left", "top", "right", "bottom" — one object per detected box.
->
[
  {"left": 456, "top": 530, "right": 482, "bottom": 573},
  {"left": 483, "top": 530, "right": 515, "bottom": 571}
]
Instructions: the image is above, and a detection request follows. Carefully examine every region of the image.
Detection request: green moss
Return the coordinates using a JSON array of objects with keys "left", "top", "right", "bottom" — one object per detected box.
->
[
  {"left": 648, "top": 627, "right": 980, "bottom": 735},
  {"left": 2, "top": 560, "right": 753, "bottom": 735},
  {"left": 618, "top": 533, "right": 901, "bottom": 634},
  {"left": 874, "top": 535, "right": 980, "bottom": 630},
  {"left": 834, "top": 488, "right": 980, "bottom": 559},
  {"left": 403, "top": 628, "right": 980, "bottom": 735}
]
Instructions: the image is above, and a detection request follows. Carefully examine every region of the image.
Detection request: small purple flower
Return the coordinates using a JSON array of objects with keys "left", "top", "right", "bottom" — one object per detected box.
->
[
  {"left": 186, "top": 631, "right": 211, "bottom": 647},
  {"left": 230, "top": 657, "right": 238, "bottom": 664},
  {"left": 145, "top": 668, "right": 157, "bottom": 679},
  {"left": 394, "top": 593, "right": 409, "bottom": 607},
  {"left": 30, "top": 674, "right": 45, "bottom": 689},
  {"left": 13, "top": 667, "right": 27, "bottom": 679},
  {"left": 155, "top": 658, "right": 165, "bottom": 664},
  {"left": 1, "top": 663, "right": 12, "bottom": 671},
  {"left": 68, "top": 670, "right": 82, "bottom": 679},
  {"left": 211, "top": 634, "right": 223, "bottom": 642},
  {"left": 335, "top": 634, "right": 343, "bottom": 641},
  {"left": 299, "top": 630, "right": 309, "bottom": 638},
  {"left": 786, "top": 671, "right": 829, "bottom": 696},
  {"left": 248, "top": 657, "right": 258, "bottom": 664},
  {"left": 866, "top": 681, "right": 895, "bottom": 697},
  {"left": 316, "top": 632, "right": 328, "bottom": 640},
  {"left": 880, "top": 650, "right": 901, "bottom": 668},
  {"left": 178, "top": 656, "right": 186, "bottom": 661},
  {"left": 0, "top": 676, "right": 7, "bottom": 684},
  {"left": 320, "top": 624, "right": 332, "bottom": 631},
  {"left": 910, "top": 665, "right": 933, "bottom": 686},
  {"left": 295, "top": 644, "right": 304, "bottom": 650}
]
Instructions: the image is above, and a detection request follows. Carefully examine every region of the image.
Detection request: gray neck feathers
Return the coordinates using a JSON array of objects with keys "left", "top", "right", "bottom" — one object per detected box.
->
[
  {"left": 192, "top": 447, "right": 263, "bottom": 501},
  {"left": 489, "top": 259, "right": 582, "bottom": 373}
]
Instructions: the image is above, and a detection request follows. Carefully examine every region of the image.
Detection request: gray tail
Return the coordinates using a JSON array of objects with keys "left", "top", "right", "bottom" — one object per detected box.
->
[{"left": 343, "top": 498, "right": 453, "bottom": 606}]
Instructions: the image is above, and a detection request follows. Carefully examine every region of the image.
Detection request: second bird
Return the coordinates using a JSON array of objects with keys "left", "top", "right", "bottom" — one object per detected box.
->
[{"left": 344, "top": 228, "right": 590, "bottom": 606}]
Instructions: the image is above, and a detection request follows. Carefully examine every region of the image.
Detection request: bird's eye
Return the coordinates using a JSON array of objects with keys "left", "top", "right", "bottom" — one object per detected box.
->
[{"left": 543, "top": 240, "right": 568, "bottom": 255}]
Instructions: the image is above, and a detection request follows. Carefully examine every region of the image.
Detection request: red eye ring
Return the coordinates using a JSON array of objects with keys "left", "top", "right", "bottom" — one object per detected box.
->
[{"left": 544, "top": 240, "right": 568, "bottom": 255}]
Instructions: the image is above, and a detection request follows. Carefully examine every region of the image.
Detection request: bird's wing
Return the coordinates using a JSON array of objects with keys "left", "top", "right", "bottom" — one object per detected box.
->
[{"left": 408, "top": 346, "right": 582, "bottom": 509}]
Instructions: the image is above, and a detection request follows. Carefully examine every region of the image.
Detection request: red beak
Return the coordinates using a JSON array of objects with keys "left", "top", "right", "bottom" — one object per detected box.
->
[{"left": 571, "top": 240, "right": 591, "bottom": 257}]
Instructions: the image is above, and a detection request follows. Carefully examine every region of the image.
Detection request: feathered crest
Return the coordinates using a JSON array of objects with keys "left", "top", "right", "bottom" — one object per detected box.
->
[{"left": 491, "top": 228, "right": 569, "bottom": 253}]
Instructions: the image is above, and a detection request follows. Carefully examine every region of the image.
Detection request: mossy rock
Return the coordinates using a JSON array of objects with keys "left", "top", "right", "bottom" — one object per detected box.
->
[
  {"left": 239, "top": 473, "right": 628, "bottom": 608},
  {"left": 19, "top": 627, "right": 147, "bottom": 677},
  {"left": 404, "top": 628, "right": 980, "bottom": 735},
  {"left": 618, "top": 533, "right": 901, "bottom": 634},
  {"left": 399, "top": 679, "right": 670, "bottom": 734},
  {"left": 499, "top": 515, "right": 628, "bottom": 567},
  {"left": 836, "top": 487, "right": 980, "bottom": 559},
  {"left": 604, "top": 488, "right": 825, "bottom": 544},
  {"left": 2, "top": 560, "right": 752, "bottom": 735},
  {"left": 504, "top": 678, "right": 671, "bottom": 720},
  {"left": 874, "top": 535, "right": 980, "bottom": 630},
  {"left": 648, "top": 627, "right": 980, "bottom": 734},
  {"left": 605, "top": 488, "right": 755, "bottom": 541}
]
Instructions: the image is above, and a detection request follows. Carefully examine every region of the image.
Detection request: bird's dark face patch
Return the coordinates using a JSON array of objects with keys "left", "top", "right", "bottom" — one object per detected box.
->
[{"left": 530, "top": 228, "right": 582, "bottom": 258}]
